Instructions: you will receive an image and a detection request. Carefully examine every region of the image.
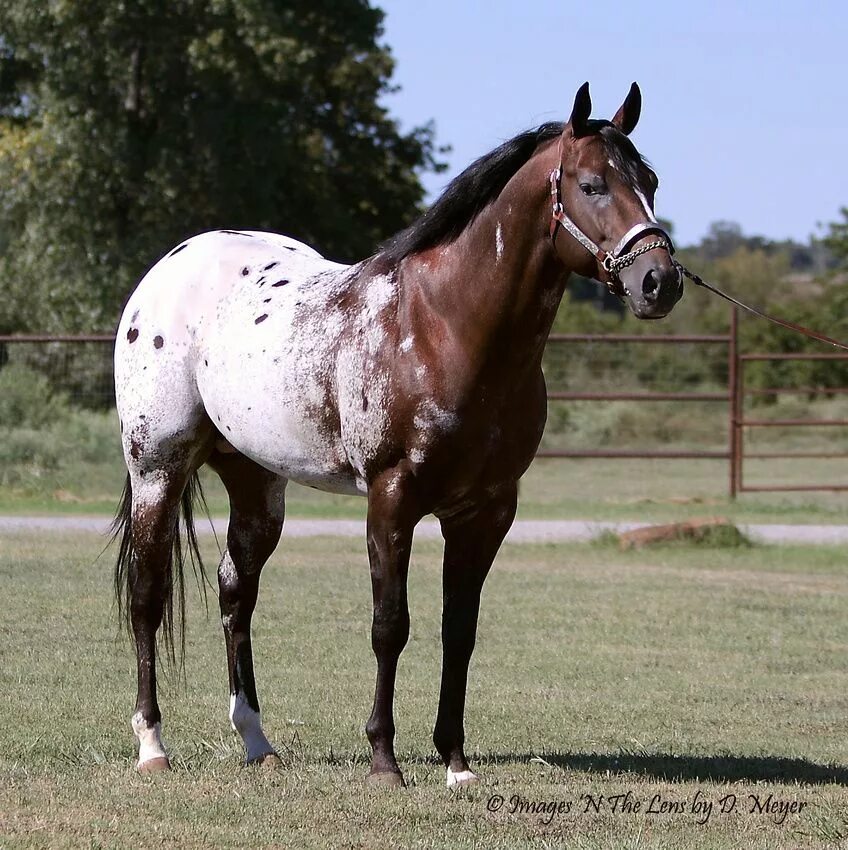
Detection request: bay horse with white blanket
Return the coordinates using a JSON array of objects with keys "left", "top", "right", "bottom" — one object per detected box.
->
[{"left": 113, "top": 82, "right": 682, "bottom": 787}]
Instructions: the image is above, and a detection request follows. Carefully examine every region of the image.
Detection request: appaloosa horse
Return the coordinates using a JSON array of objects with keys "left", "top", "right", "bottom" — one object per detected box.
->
[{"left": 113, "top": 82, "right": 681, "bottom": 787}]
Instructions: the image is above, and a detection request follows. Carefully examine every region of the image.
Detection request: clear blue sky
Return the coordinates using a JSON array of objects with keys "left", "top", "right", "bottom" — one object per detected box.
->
[{"left": 378, "top": 0, "right": 848, "bottom": 247}]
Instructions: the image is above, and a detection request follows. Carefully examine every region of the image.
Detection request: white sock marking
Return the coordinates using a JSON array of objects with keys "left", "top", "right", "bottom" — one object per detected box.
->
[
  {"left": 131, "top": 711, "right": 167, "bottom": 766},
  {"left": 446, "top": 767, "right": 478, "bottom": 788},
  {"left": 230, "top": 692, "right": 275, "bottom": 762}
]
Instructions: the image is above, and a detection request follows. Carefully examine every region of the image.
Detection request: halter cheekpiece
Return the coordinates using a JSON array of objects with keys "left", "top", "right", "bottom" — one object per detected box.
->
[{"left": 548, "top": 162, "right": 675, "bottom": 296}]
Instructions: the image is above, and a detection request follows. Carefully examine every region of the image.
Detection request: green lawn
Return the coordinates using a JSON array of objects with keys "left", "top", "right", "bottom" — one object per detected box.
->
[{"left": 1, "top": 532, "right": 846, "bottom": 848}]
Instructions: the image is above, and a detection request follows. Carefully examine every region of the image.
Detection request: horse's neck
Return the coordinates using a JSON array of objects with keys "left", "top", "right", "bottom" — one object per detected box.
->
[{"left": 406, "top": 148, "right": 569, "bottom": 376}]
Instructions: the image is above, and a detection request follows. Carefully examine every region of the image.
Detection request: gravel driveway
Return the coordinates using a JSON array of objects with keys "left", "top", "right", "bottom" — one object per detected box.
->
[{"left": 2, "top": 515, "right": 848, "bottom": 545}]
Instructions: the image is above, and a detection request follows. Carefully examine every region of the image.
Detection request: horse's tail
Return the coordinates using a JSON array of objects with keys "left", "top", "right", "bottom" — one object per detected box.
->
[{"left": 111, "top": 471, "right": 210, "bottom": 668}]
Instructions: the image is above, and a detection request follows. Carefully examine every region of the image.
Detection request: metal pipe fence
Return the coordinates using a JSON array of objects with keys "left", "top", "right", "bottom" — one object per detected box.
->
[
  {"left": 2, "top": 310, "right": 848, "bottom": 497},
  {"left": 539, "top": 315, "right": 736, "bottom": 492},
  {"left": 734, "top": 349, "right": 848, "bottom": 493}
]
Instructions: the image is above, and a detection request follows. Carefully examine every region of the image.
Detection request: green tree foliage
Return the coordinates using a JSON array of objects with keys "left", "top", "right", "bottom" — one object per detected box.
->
[
  {"left": 823, "top": 207, "right": 848, "bottom": 268},
  {"left": 0, "top": 0, "right": 445, "bottom": 331}
]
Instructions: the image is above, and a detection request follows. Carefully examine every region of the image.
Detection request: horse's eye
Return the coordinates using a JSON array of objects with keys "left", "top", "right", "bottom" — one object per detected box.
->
[{"left": 579, "top": 181, "right": 606, "bottom": 197}]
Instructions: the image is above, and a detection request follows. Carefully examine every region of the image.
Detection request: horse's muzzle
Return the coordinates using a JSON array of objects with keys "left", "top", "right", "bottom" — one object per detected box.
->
[{"left": 627, "top": 262, "right": 682, "bottom": 319}]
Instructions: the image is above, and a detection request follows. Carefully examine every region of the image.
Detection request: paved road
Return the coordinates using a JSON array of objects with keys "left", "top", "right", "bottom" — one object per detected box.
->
[{"left": 2, "top": 515, "right": 848, "bottom": 545}]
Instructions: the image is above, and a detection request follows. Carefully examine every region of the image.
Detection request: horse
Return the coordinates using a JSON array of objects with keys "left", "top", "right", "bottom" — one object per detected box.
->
[{"left": 112, "top": 81, "right": 682, "bottom": 788}]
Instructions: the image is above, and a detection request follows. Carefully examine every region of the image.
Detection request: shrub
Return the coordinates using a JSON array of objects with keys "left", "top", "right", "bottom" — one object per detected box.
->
[{"left": 0, "top": 363, "right": 70, "bottom": 428}]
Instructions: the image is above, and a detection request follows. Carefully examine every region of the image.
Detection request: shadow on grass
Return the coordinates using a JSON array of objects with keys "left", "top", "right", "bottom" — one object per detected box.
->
[
  {"left": 321, "top": 748, "right": 848, "bottom": 786},
  {"left": 486, "top": 750, "right": 848, "bottom": 786}
]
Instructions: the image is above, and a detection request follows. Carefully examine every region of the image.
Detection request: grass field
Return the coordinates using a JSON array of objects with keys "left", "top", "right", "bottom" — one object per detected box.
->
[{"left": 1, "top": 531, "right": 847, "bottom": 848}]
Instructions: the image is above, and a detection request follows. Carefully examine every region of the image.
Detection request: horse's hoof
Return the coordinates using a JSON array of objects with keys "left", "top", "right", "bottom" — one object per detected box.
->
[
  {"left": 138, "top": 756, "right": 171, "bottom": 775},
  {"left": 446, "top": 768, "right": 479, "bottom": 788},
  {"left": 248, "top": 752, "right": 283, "bottom": 769},
  {"left": 365, "top": 770, "right": 406, "bottom": 788}
]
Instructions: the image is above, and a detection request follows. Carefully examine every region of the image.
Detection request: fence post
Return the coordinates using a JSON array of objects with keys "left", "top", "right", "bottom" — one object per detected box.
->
[{"left": 728, "top": 305, "right": 740, "bottom": 499}]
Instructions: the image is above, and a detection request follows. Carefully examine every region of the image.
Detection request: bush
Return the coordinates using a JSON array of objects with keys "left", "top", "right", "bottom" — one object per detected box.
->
[
  {"left": 0, "top": 407, "right": 121, "bottom": 492},
  {"left": 0, "top": 426, "right": 63, "bottom": 470},
  {"left": 542, "top": 398, "right": 726, "bottom": 449},
  {"left": 0, "top": 363, "right": 70, "bottom": 428}
]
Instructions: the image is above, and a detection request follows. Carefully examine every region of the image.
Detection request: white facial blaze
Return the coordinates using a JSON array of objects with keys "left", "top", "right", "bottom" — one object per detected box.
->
[
  {"left": 634, "top": 189, "right": 658, "bottom": 223},
  {"left": 495, "top": 222, "right": 504, "bottom": 262},
  {"left": 607, "top": 155, "right": 658, "bottom": 225}
]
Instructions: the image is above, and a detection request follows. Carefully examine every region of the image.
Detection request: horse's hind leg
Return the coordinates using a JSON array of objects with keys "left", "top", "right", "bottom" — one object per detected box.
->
[
  {"left": 207, "top": 450, "right": 287, "bottom": 766},
  {"left": 125, "top": 461, "right": 200, "bottom": 774},
  {"left": 115, "top": 325, "right": 215, "bottom": 772}
]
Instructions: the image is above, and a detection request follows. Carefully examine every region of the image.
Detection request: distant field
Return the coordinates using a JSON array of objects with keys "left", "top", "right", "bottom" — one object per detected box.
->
[{"left": 1, "top": 532, "right": 846, "bottom": 848}]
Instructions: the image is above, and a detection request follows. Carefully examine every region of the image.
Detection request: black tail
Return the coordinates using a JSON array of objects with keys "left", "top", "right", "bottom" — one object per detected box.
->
[{"left": 111, "top": 472, "right": 212, "bottom": 667}]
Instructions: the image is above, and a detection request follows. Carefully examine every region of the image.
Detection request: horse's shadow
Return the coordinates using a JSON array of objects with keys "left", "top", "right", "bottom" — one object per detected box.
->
[{"left": 479, "top": 751, "right": 848, "bottom": 787}]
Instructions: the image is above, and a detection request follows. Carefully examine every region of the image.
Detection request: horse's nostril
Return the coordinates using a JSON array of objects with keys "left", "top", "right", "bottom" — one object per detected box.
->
[{"left": 642, "top": 270, "right": 660, "bottom": 302}]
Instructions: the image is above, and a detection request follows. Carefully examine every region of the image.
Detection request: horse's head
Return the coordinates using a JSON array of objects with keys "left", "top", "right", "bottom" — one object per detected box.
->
[{"left": 551, "top": 82, "right": 682, "bottom": 319}]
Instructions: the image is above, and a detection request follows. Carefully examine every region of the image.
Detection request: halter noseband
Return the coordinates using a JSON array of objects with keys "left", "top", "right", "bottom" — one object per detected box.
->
[{"left": 548, "top": 162, "right": 675, "bottom": 297}]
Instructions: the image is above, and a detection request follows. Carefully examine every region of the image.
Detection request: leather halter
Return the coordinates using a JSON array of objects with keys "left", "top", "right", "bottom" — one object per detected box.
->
[
  {"left": 548, "top": 158, "right": 675, "bottom": 297},
  {"left": 546, "top": 143, "right": 848, "bottom": 351}
]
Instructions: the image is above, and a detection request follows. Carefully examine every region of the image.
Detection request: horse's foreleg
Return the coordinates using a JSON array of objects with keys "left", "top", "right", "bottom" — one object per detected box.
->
[
  {"left": 434, "top": 483, "right": 518, "bottom": 788},
  {"left": 210, "top": 453, "right": 287, "bottom": 766},
  {"left": 364, "top": 465, "right": 420, "bottom": 787}
]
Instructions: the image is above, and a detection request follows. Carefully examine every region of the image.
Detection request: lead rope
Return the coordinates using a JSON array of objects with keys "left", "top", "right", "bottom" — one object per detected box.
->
[
  {"left": 672, "top": 261, "right": 848, "bottom": 352},
  {"left": 548, "top": 162, "right": 848, "bottom": 351}
]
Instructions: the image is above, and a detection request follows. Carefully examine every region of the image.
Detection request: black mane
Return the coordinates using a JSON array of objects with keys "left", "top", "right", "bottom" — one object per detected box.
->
[
  {"left": 379, "top": 122, "right": 564, "bottom": 265},
  {"left": 379, "top": 119, "right": 652, "bottom": 265}
]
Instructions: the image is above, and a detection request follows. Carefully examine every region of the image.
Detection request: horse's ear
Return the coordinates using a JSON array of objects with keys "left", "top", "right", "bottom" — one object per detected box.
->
[
  {"left": 611, "top": 82, "right": 641, "bottom": 135},
  {"left": 567, "top": 82, "right": 592, "bottom": 138}
]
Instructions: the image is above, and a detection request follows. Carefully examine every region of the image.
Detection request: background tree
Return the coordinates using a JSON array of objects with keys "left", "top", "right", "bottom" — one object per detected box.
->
[
  {"left": 0, "top": 0, "right": 445, "bottom": 332},
  {"left": 823, "top": 207, "right": 848, "bottom": 268}
]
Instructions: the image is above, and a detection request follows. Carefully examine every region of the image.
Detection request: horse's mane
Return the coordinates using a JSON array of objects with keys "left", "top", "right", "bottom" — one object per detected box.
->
[
  {"left": 378, "top": 122, "right": 564, "bottom": 265},
  {"left": 378, "top": 119, "right": 651, "bottom": 265}
]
